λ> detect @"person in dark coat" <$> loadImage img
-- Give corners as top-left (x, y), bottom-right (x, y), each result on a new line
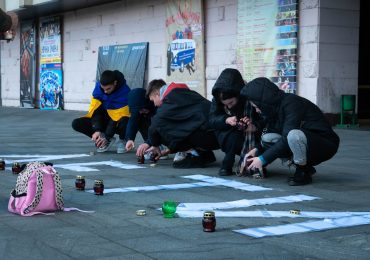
top-left (241, 77), bottom-right (340, 185)
top-left (136, 79), bottom-right (218, 168)
top-left (209, 68), bottom-right (263, 176)
top-left (124, 88), bottom-right (156, 153)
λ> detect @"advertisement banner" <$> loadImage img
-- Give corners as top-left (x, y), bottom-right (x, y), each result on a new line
top-left (237, 0), bottom-right (298, 93)
top-left (165, 0), bottom-right (205, 96)
top-left (20, 20), bottom-right (37, 108)
top-left (39, 16), bottom-right (63, 110)
top-left (96, 42), bottom-right (149, 89)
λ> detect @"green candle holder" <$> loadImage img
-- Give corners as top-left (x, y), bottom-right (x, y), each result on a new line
top-left (162, 200), bottom-right (177, 218)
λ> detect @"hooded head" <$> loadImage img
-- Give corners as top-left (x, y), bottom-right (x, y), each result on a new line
top-left (212, 68), bottom-right (245, 98)
top-left (241, 77), bottom-right (284, 118)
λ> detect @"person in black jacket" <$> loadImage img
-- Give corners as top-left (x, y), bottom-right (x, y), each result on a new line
top-left (241, 77), bottom-right (340, 185)
top-left (136, 79), bottom-right (218, 168)
top-left (209, 68), bottom-right (262, 176)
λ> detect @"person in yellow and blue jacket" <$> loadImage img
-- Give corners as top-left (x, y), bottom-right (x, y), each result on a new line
top-left (72, 70), bottom-right (131, 153)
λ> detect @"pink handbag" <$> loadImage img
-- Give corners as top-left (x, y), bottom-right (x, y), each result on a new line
top-left (8, 162), bottom-right (64, 216)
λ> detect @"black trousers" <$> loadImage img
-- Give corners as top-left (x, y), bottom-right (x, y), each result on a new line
top-left (171, 129), bottom-right (220, 153)
top-left (218, 129), bottom-right (244, 170)
top-left (72, 116), bottom-right (129, 140)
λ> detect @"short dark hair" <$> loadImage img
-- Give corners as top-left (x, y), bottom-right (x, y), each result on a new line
top-left (100, 70), bottom-right (117, 85)
top-left (146, 79), bottom-right (166, 97)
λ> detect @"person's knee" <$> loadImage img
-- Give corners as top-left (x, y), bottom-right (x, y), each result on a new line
top-left (71, 118), bottom-right (79, 131)
top-left (261, 133), bottom-right (282, 143)
top-left (287, 129), bottom-right (306, 144)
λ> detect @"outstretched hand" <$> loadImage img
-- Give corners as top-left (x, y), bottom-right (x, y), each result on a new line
top-left (125, 140), bottom-right (135, 151)
top-left (136, 143), bottom-right (150, 157)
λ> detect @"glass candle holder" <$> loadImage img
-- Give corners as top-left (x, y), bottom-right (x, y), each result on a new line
top-left (93, 180), bottom-right (104, 195)
top-left (162, 200), bottom-right (177, 218)
top-left (75, 175), bottom-right (86, 190)
top-left (12, 162), bottom-right (22, 174)
top-left (0, 159), bottom-right (5, 170)
top-left (137, 155), bottom-right (145, 164)
top-left (202, 211), bottom-right (216, 232)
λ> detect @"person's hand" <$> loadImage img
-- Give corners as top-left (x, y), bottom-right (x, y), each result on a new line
top-left (91, 131), bottom-right (101, 142)
top-left (246, 148), bottom-right (258, 158)
top-left (145, 146), bottom-right (161, 160)
top-left (91, 131), bottom-right (106, 148)
top-left (125, 140), bottom-right (135, 151)
top-left (247, 156), bottom-right (263, 172)
top-left (136, 143), bottom-right (150, 157)
top-left (225, 116), bottom-right (238, 126)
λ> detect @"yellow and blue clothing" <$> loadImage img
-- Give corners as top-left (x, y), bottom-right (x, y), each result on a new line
top-left (85, 81), bottom-right (131, 122)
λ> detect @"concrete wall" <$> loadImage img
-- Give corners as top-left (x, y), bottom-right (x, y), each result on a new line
top-left (0, 0), bottom-right (361, 113)
top-left (317, 0), bottom-right (360, 113)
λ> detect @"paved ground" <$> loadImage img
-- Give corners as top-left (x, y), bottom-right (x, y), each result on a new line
top-left (1, 106), bottom-right (370, 260)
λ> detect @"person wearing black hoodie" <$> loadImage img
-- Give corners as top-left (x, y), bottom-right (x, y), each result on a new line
top-left (241, 77), bottom-right (340, 185)
top-left (209, 69), bottom-right (263, 176)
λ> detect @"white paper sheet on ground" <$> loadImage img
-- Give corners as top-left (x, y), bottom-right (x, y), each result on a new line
top-left (0, 154), bottom-right (90, 163)
top-left (234, 215), bottom-right (370, 238)
top-left (177, 195), bottom-right (319, 211)
top-left (182, 174), bottom-right (272, 191)
top-left (54, 160), bottom-right (145, 172)
top-left (176, 210), bottom-right (370, 218)
top-left (86, 181), bottom-right (216, 194)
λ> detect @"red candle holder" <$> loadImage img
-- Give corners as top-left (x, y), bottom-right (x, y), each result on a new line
top-left (12, 162), bottom-right (22, 174)
top-left (94, 180), bottom-right (104, 195)
top-left (0, 159), bottom-right (5, 171)
top-left (75, 175), bottom-right (86, 190)
top-left (137, 155), bottom-right (145, 164)
top-left (202, 211), bottom-right (216, 232)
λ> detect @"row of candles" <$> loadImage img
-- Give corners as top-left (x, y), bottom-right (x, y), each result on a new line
top-left (0, 160), bottom-right (22, 174)
top-left (1, 159), bottom-right (216, 231)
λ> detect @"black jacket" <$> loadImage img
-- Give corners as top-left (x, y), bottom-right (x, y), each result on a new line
top-left (149, 87), bottom-right (212, 151)
top-left (209, 68), bottom-right (262, 146)
top-left (241, 77), bottom-right (340, 165)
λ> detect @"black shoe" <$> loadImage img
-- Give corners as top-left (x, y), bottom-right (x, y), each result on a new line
top-left (173, 154), bottom-right (205, 168)
top-left (288, 166), bottom-right (314, 186)
top-left (198, 150), bottom-right (216, 165)
top-left (218, 168), bottom-right (233, 176)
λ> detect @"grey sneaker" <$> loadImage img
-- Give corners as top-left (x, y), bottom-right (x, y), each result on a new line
top-left (116, 139), bottom-right (126, 154)
top-left (96, 136), bottom-right (116, 153)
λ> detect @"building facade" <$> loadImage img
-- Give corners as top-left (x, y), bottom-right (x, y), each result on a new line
top-left (0, 0), bottom-right (363, 121)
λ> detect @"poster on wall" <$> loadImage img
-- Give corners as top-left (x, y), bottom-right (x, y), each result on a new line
top-left (96, 42), bottom-right (149, 89)
top-left (165, 0), bottom-right (205, 96)
top-left (20, 20), bottom-right (37, 108)
top-left (39, 16), bottom-right (63, 110)
top-left (237, 0), bottom-right (298, 93)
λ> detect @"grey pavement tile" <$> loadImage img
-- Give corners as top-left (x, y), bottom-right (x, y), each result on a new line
top-left (1, 107), bottom-right (370, 259)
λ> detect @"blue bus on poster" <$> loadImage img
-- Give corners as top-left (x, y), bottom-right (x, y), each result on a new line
top-left (168, 38), bottom-right (196, 73)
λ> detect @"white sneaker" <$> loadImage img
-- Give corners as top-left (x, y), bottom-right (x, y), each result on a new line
top-left (96, 137), bottom-right (116, 153)
top-left (173, 152), bottom-right (187, 162)
top-left (116, 139), bottom-right (126, 154)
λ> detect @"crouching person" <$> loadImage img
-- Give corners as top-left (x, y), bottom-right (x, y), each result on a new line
top-left (72, 70), bottom-right (130, 153)
top-left (241, 77), bottom-right (340, 186)
top-left (210, 68), bottom-right (263, 176)
top-left (136, 79), bottom-right (219, 168)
